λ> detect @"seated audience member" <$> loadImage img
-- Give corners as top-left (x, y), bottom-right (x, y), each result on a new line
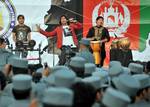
top-left (32, 66), bottom-right (72, 101)
top-left (44, 66), bottom-right (76, 88)
top-left (69, 56), bottom-right (86, 78)
top-left (102, 87), bottom-right (131, 107)
top-left (9, 57), bottom-right (28, 75)
top-left (144, 61), bottom-right (150, 74)
top-left (84, 63), bottom-right (96, 77)
top-left (108, 61), bottom-right (124, 78)
top-left (0, 71), bottom-right (6, 90)
top-left (76, 38), bottom-right (95, 63)
top-left (32, 72), bottom-right (42, 83)
top-left (42, 87), bottom-right (73, 107)
top-left (82, 76), bottom-right (107, 107)
top-left (71, 82), bottom-right (96, 107)
top-left (0, 37), bottom-right (14, 76)
top-left (9, 74), bottom-right (32, 107)
top-left (128, 63), bottom-right (144, 75)
top-left (111, 74), bottom-right (140, 103)
top-left (131, 74), bottom-right (150, 104)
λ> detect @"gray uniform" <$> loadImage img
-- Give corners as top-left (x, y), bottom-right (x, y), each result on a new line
top-left (0, 84), bottom-right (14, 107)
top-left (128, 100), bottom-right (150, 107)
top-left (33, 82), bottom-right (47, 101)
top-left (0, 90), bottom-right (14, 107)
top-left (76, 49), bottom-right (95, 63)
top-left (0, 48), bottom-right (14, 71)
top-left (0, 96), bottom-right (14, 107)
top-left (8, 99), bottom-right (31, 107)
top-left (92, 102), bottom-right (101, 107)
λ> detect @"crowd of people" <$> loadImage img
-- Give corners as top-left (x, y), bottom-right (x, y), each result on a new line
top-left (0, 14), bottom-right (150, 107)
top-left (0, 39), bottom-right (150, 107)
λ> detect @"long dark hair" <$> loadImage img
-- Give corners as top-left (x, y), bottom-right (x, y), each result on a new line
top-left (59, 15), bottom-right (70, 25)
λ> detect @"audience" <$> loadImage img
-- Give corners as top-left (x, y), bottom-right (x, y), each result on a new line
top-left (145, 61), bottom-right (150, 74)
top-left (0, 37), bottom-right (15, 77)
top-left (76, 38), bottom-right (95, 63)
top-left (10, 74), bottom-right (32, 107)
top-left (71, 82), bottom-right (96, 107)
top-left (0, 71), bottom-right (6, 90)
top-left (0, 37), bottom-right (150, 107)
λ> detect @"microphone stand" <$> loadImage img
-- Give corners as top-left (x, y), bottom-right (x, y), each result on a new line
top-left (47, 37), bottom-right (55, 66)
top-left (52, 38), bottom-right (55, 67)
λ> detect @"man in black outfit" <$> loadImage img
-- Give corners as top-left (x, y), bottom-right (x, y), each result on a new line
top-left (12, 15), bottom-right (31, 57)
top-left (87, 16), bottom-right (110, 67)
top-left (12, 15), bottom-right (31, 43)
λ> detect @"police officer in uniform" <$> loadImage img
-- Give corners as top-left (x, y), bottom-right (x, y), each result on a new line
top-left (76, 38), bottom-right (95, 63)
top-left (8, 74), bottom-right (32, 107)
top-left (0, 37), bottom-right (14, 77)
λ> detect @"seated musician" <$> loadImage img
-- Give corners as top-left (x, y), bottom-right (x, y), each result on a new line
top-left (86, 16), bottom-right (110, 67)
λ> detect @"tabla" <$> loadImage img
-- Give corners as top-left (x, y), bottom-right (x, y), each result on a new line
top-left (90, 40), bottom-right (101, 65)
top-left (119, 37), bottom-right (130, 50)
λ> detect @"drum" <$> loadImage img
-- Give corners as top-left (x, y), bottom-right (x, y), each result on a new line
top-left (119, 37), bottom-right (130, 50)
top-left (111, 39), bottom-right (119, 49)
top-left (90, 40), bottom-right (101, 65)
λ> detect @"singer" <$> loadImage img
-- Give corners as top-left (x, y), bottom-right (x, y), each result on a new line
top-left (37, 15), bottom-right (82, 49)
top-left (36, 15), bottom-right (82, 65)
top-left (87, 16), bottom-right (110, 67)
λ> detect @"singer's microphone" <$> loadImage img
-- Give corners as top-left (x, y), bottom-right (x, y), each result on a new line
top-left (114, 33), bottom-right (118, 39)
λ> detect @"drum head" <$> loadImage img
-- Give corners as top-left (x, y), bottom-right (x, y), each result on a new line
top-left (119, 38), bottom-right (130, 50)
top-left (90, 40), bottom-right (101, 51)
top-left (90, 40), bottom-right (100, 44)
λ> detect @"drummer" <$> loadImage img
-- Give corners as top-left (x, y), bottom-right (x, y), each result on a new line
top-left (86, 16), bottom-right (110, 67)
